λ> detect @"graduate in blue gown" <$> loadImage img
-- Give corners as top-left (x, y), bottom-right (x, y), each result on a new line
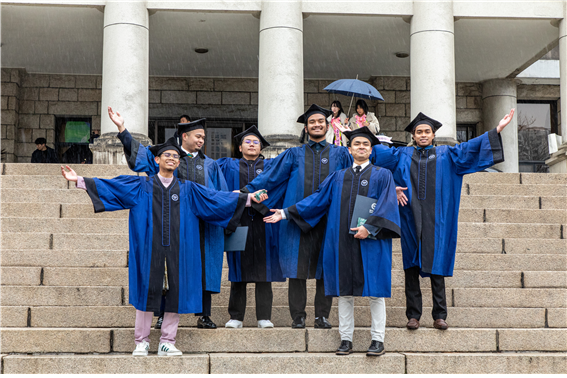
top-left (61, 138), bottom-right (268, 356)
top-left (370, 109), bottom-right (515, 330)
top-left (264, 127), bottom-right (400, 356)
top-left (108, 107), bottom-right (227, 329)
top-left (217, 126), bottom-right (286, 328)
top-left (241, 104), bottom-right (353, 329)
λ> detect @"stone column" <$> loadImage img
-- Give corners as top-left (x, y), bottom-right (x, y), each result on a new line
top-left (546, 16), bottom-right (567, 173)
top-left (410, 1), bottom-right (457, 145)
top-left (257, 0), bottom-right (304, 157)
top-left (482, 79), bottom-right (518, 173)
top-left (91, 1), bottom-right (152, 164)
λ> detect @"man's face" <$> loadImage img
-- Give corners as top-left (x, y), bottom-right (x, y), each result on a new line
top-left (305, 113), bottom-right (328, 139)
top-left (36, 143), bottom-right (47, 151)
top-left (412, 124), bottom-right (435, 147)
top-left (154, 149), bottom-right (180, 172)
top-left (182, 129), bottom-right (205, 152)
top-left (180, 117), bottom-right (189, 124)
top-left (348, 137), bottom-right (372, 161)
top-left (239, 135), bottom-right (261, 158)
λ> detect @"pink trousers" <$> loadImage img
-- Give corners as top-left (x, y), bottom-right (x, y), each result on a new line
top-left (134, 310), bottom-right (180, 345)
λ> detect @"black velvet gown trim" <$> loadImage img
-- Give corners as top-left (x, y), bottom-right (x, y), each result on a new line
top-left (84, 177), bottom-right (105, 213)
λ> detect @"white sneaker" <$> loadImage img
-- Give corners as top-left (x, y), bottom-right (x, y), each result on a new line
top-left (158, 342), bottom-right (182, 356)
top-left (258, 320), bottom-right (274, 328)
top-left (225, 319), bottom-right (243, 328)
top-left (132, 341), bottom-right (149, 356)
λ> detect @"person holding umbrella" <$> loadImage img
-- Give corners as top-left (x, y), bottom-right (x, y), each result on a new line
top-left (326, 100), bottom-right (350, 146)
top-left (349, 99), bottom-right (380, 135)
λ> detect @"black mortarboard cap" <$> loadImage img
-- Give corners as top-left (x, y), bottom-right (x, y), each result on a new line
top-left (178, 118), bottom-right (206, 135)
top-left (344, 127), bottom-right (380, 147)
top-left (233, 125), bottom-right (270, 149)
top-left (296, 104), bottom-right (333, 124)
top-left (404, 112), bottom-right (443, 133)
top-left (149, 136), bottom-right (187, 158)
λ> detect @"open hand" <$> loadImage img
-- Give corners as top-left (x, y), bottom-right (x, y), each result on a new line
top-left (61, 165), bottom-right (78, 182)
top-left (108, 106), bottom-right (125, 133)
top-left (251, 189), bottom-right (268, 203)
top-left (263, 209), bottom-right (283, 223)
top-left (496, 108), bottom-right (515, 133)
top-left (351, 226), bottom-right (369, 239)
top-left (396, 186), bottom-right (408, 206)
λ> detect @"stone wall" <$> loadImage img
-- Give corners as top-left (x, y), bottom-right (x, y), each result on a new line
top-left (1, 68), bottom-right (560, 162)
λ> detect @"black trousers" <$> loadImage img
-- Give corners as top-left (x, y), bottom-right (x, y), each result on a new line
top-left (195, 290), bottom-right (213, 317)
top-left (288, 278), bottom-right (332, 321)
top-left (404, 266), bottom-right (447, 321)
top-left (228, 282), bottom-right (273, 321)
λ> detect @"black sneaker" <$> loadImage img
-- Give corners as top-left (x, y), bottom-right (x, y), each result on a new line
top-left (291, 317), bottom-right (305, 328)
top-left (154, 315), bottom-right (164, 330)
top-left (314, 317), bottom-right (332, 329)
top-left (336, 340), bottom-right (353, 355)
top-left (197, 316), bottom-right (217, 329)
top-left (366, 340), bottom-right (385, 356)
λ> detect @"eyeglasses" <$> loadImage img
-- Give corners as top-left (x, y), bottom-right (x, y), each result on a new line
top-left (243, 139), bottom-right (260, 145)
top-left (162, 152), bottom-right (180, 159)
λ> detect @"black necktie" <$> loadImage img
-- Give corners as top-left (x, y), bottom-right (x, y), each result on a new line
top-left (355, 165), bottom-right (361, 174)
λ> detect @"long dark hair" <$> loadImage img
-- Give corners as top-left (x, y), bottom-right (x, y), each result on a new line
top-left (355, 99), bottom-right (368, 115)
top-left (330, 100), bottom-right (345, 118)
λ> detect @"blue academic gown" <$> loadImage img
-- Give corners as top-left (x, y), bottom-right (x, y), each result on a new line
top-left (370, 128), bottom-right (504, 277)
top-left (284, 164), bottom-right (401, 297)
top-left (82, 175), bottom-right (247, 314)
top-left (243, 142), bottom-right (353, 280)
top-left (217, 157), bottom-right (286, 283)
top-left (117, 130), bottom-right (228, 293)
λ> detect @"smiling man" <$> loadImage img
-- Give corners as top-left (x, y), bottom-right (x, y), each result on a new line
top-left (108, 107), bottom-right (228, 330)
top-left (61, 137), bottom-right (267, 357)
top-left (241, 104), bottom-right (353, 329)
top-left (370, 109), bottom-right (514, 331)
top-left (264, 127), bottom-right (400, 356)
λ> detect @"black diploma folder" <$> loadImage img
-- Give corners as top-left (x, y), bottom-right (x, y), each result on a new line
top-left (224, 226), bottom-right (249, 252)
top-left (349, 195), bottom-right (379, 240)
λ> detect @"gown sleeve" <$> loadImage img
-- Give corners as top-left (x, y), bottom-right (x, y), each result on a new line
top-left (242, 149), bottom-right (295, 194)
top-left (448, 128), bottom-right (504, 175)
top-left (186, 182), bottom-right (248, 232)
top-left (363, 169), bottom-right (401, 239)
top-left (116, 129), bottom-right (159, 175)
top-left (83, 175), bottom-right (144, 213)
top-left (285, 172), bottom-right (336, 233)
top-left (369, 144), bottom-right (402, 172)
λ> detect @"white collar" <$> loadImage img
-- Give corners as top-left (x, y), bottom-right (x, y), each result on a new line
top-left (352, 160), bottom-right (370, 170)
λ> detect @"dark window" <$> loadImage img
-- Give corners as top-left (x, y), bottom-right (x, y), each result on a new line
top-left (517, 101), bottom-right (558, 173)
top-left (55, 116), bottom-right (93, 164)
top-left (456, 124), bottom-right (477, 143)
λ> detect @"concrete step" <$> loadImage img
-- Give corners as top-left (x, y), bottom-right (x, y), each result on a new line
top-left (3, 352), bottom-right (566, 374)
top-left (458, 223), bottom-right (561, 239)
top-left (1, 175), bottom-right (69, 189)
top-left (2, 163), bottom-right (137, 177)
top-left (460, 195), bottom-right (539, 210)
top-left (2, 188), bottom-right (91, 203)
top-left (1, 286), bottom-right (123, 307)
top-left (520, 173), bottom-right (567, 185)
top-left (1, 203), bottom-right (60, 218)
top-left (2, 233), bottom-right (129, 250)
top-left (6, 305), bottom-right (559, 329)
top-left (61, 203), bottom-right (128, 218)
top-left (468, 184), bottom-right (566, 197)
top-left (3, 327), bottom-right (564, 354)
top-left (462, 172), bottom-right (520, 184)
top-left (483, 209), bottom-right (566, 224)
top-left (451, 254), bottom-right (566, 271)
top-left (1, 250), bottom-right (128, 267)
top-left (454, 288), bottom-right (567, 308)
top-left (1, 218), bottom-right (128, 234)
top-left (0, 267), bottom-right (42, 286)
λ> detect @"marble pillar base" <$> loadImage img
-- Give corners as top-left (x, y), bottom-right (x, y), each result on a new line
top-left (90, 132), bottom-right (153, 165)
top-left (262, 134), bottom-right (302, 158)
top-left (545, 143), bottom-right (567, 173)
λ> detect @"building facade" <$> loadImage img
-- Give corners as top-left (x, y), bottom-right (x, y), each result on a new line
top-left (2, 0), bottom-right (567, 173)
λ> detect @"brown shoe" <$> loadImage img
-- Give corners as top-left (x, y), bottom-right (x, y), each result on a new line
top-left (406, 318), bottom-right (420, 330)
top-left (434, 319), bottom-right (448, 330)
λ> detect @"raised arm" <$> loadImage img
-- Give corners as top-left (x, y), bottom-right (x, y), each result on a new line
top-left (369, 144), bottom-right (402, 172)
top-left (241, 149), bottom-right (295, 194)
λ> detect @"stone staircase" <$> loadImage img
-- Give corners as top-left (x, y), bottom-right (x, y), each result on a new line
top-left (0, 163), bottom-right (566, 373)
